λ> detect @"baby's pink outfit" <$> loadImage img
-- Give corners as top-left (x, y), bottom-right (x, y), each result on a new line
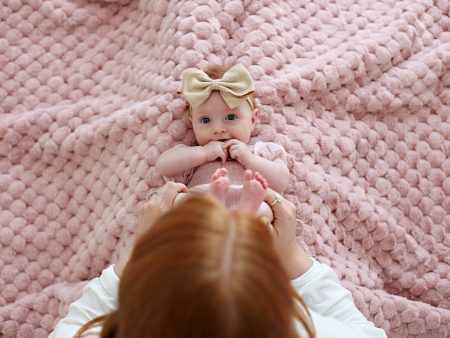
top-left (165, 141), bottom-right (289, 208)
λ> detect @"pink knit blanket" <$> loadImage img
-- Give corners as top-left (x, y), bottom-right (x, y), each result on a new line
top-left (1, 1), bottom-right (449, 337)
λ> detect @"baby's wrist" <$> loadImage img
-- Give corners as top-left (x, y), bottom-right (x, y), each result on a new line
top-left (200, 146), bottom-right (210, 162)
top-left (241, 152), bottom-right (254, 167)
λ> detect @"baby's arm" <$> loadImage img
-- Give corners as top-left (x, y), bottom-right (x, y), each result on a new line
top-left (156, 141), bottom-right (227, 178)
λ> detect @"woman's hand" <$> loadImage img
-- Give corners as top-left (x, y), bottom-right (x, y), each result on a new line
top-left (135, 182), bottom-right (188, 239)
top-left (263, 188), bottom-right (312, 279)
top-left (114, 182), bottom-right (188, 277)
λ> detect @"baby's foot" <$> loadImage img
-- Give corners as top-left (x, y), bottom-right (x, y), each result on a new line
top-left (240, 170), bottom-right (268, 213)
top-left (210, 168), bottom-right (230, 203)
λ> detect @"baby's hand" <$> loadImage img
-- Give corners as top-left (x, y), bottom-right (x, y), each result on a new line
top-left (202, 141), bottom-right (228, 163)
top-left (224, 139), bottom-right (253, 166)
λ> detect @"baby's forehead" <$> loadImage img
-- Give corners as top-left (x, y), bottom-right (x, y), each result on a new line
top-left (200, 91), bottom-right (229, 106)
top-left (192, 94), bottom-right (252, 115)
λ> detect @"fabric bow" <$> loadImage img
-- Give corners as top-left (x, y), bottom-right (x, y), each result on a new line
top-left (178, 64), bottom-right (255, 109)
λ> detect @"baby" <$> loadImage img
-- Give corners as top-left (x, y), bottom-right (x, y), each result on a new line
top-left (156, 64), bottom-right (290, 220)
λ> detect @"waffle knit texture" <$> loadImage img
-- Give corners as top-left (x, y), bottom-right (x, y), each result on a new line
top-left (0, 0), bottom-right (449, 337)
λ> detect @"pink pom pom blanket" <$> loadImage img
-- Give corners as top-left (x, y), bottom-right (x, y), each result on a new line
top-left (0, 0), bottom-right (449, 337)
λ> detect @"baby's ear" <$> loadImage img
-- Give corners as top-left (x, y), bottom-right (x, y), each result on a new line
top-left (251, 108), bottom-right (259, 124)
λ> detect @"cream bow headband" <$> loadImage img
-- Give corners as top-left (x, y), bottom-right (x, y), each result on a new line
top-left (178, 64), bottom-right (255, 110)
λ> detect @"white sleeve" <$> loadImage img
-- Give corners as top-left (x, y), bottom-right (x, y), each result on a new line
top-left (49, 265), bottom-right (119, 338)
top-left (291, 259), bottom-right (387, 338)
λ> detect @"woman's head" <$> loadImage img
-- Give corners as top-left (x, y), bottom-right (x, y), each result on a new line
top-left (182, 64), bottom-right (259, 146)
top-left (77, 194), bottom-right (314, 338)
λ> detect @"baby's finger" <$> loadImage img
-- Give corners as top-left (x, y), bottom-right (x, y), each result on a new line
top-left (229, 144), bottom-right (239, 152)
top-left (229, 148), bottom-right (238, 160)
top-left (223, 139), bottom-right (233, 147)
top-left (219, 149), bottom-right (227, 163)
top-left (223, 139), bottom-right (238, 148)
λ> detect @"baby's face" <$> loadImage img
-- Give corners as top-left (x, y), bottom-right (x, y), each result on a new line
top-left (191, 91), bottom-right (257, 146)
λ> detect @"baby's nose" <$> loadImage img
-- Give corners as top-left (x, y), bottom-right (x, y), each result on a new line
top-left (213, 123), bottom-right (226, 133)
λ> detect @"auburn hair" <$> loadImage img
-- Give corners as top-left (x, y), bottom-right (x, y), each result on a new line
top-left (75, 194), bottom-right (315, 338)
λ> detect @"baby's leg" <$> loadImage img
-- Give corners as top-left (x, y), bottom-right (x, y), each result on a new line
top-left (240, 170), bottom-right (274, 223)
top-left (174, 168), bottom-right (231, 206)
top-left (210, 168), bottom-right (230, 204)
top-left (240, 170), bottom-right (267, 213)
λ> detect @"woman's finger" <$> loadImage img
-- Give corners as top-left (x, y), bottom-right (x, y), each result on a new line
top-left (164, 181), bottom-right (188, 199)
top-left (137, 182), bottom-right (187, 237)
top-left (265, 188), bottom-right (296, 213)
top-left (153, 182), bottom-right (187, 199)
top-left (260, 216), bottom-right (277, 236)
top-left (264, 188), bottom-right (284, 214)
top-left (157, 182), bottom-right (188, 211)
top-left (264, 188), bottom-right (297, 236)
top-left (165, 181), bottom-right (188, 194)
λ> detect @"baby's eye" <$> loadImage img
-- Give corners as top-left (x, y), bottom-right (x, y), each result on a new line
top-left (225, 114), bottom-right (238, 121)
top-left (200, 117), bottom-right (211, 124)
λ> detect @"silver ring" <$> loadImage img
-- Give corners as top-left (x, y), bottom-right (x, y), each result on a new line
top-left (269, 194), bottom-right (281, 206)
top-left (150, 191), bottom-right (158, 197)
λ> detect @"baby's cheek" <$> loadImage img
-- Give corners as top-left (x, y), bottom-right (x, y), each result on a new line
top-left (237, 128), bottom-right (252, 143)
top-left (194, 133), bottom-right (204, 145)
top-left (196, 133), bottom-right (211, 146)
